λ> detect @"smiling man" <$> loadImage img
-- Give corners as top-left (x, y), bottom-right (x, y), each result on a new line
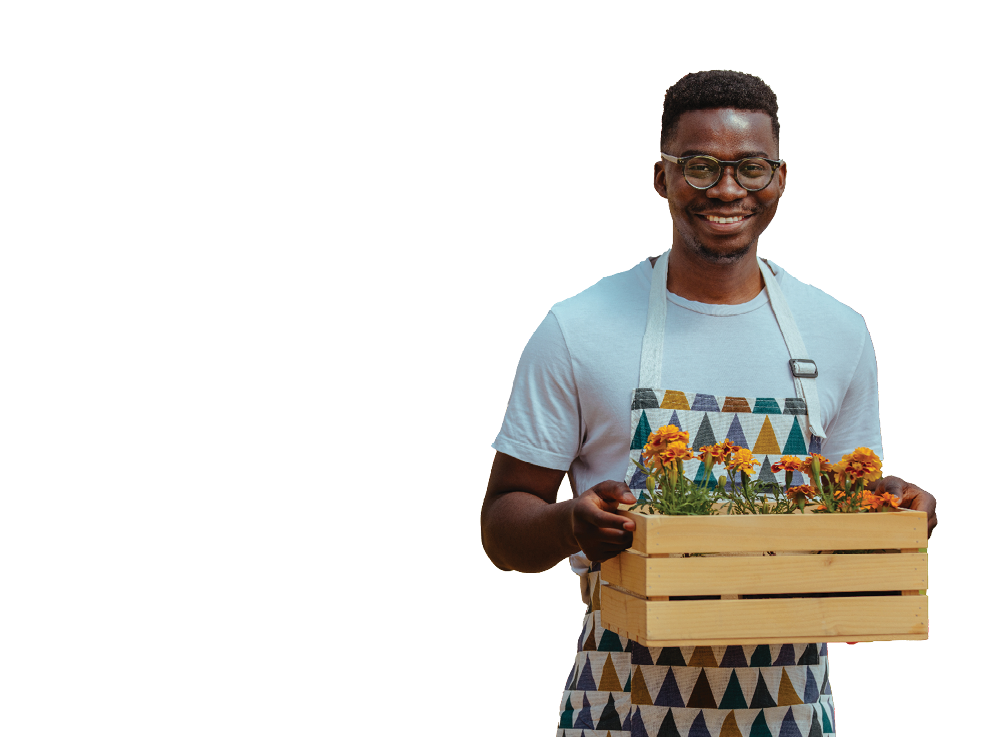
top-left (481, 70), bottom-right (937, 737)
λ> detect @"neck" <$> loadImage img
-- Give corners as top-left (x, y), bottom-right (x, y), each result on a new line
top-left (662, 245), bottom-right (766, 304)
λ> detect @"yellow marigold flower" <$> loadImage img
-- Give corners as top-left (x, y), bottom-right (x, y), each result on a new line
top-left (836, 447), bottom-right (882, 483)
top-left (799, 453), bottom-right (832, 475)
top-left (772, 456), bottom-right (804, 474)
top-left (786, 484), bottom-right (817, 501)
top-left (726, 447), bottom-right (760, 475)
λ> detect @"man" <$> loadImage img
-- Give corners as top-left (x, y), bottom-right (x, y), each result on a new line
top-left (481, 71), bottom-right (937, 737)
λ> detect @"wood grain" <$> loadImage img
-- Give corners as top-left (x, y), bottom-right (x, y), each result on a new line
top-left (622, 507), bottom-right (927, 554)
top-left (602, 551), bottom-right (928, 596)
top-left (600, 586), bottom-right (928, 645)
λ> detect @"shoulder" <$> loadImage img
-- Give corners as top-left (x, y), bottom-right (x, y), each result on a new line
top-left (550, 259), bottom-right (651, 333)
top-left (770, 261), bottom-right (869, 343)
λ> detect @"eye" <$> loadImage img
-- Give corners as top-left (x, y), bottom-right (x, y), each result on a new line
top-left (738, 159), bottom-right (769, 178)
top-left (684, 158), bottom-right (718, 180)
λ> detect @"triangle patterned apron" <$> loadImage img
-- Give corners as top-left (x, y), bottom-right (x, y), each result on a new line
top-left (556, 251), bottom-right (836, 737)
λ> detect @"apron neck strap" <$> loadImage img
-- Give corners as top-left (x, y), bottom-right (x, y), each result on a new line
top-left (757, 258), bottom-right (826, 438)
top-left (638, 250), bottom-right (827, 438)
top-left (638, 251), bottom-right (669, 389)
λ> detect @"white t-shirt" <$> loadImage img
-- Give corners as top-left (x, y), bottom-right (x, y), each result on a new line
top-left (493, 257), bottom-right (882, 570)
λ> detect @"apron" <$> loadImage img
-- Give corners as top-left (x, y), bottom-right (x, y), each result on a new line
top-left (557, 252), bottom-right (835, 737)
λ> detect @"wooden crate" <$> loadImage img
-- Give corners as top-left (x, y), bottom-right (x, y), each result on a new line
top-left (600, 506), bottom-right (928, 646)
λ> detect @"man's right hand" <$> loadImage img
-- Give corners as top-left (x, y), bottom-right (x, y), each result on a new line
top-left (481, 452), bottom-right (637, 573)
top-left (571, 481), bottom-right (637, 563)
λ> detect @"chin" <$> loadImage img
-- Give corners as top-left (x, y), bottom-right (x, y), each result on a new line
top-left (690, 238), bottom-right (754, 264)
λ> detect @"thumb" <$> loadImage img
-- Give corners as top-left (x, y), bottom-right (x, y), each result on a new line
top-left (594, 481), bottom-right (636, 506)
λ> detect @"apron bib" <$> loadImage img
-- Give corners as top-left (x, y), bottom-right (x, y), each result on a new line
top-left (557, 252), bottom-right (836, 737)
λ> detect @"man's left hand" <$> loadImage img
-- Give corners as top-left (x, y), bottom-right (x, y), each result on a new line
top-left (868, 476), bottom-right (938, 539)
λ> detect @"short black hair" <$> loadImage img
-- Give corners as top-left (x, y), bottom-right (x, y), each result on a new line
top-left (660, 70), bottom-right (779, 150)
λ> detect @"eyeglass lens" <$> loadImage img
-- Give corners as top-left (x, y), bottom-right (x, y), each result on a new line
top-left (683, 157), bottom-right (773, 191)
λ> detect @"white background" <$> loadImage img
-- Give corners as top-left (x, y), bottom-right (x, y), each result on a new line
top-left (0, 1), bottom-right (999, 734)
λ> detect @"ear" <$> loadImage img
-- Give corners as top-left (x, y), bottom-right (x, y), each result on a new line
top-left (653, 160), bottom-right (668, 199)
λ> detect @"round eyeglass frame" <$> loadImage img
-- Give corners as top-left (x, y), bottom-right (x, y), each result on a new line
top-left (660, 153), bottom-right (784, 192)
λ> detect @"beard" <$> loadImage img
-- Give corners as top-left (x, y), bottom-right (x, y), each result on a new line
top-left (680, 230), bottom-right (755, 264)
top-left (670, 199), bottom-right (765, 265)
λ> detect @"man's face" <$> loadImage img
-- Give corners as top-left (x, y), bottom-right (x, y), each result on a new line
top-left (654, 108), bottom-right (785, 263)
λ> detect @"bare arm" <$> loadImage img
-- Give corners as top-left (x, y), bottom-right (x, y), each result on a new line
top-left (480, 452), bottom-right (638, 573)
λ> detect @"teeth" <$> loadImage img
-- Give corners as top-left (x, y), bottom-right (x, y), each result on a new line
top-left (706, 215), bottom-right (747, 223)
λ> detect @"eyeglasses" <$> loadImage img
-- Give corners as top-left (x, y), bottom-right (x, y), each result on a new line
top-left (661, 153), bottom-right (784, 192)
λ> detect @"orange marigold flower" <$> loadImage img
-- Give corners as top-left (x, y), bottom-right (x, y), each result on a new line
top-left (643, 441), bottom-right (694, 471)
top-left (660, 441), bottom-right (695, 462)
top-left (641, 452), bottom-right (668, 472)
top-left (715, 439), bottom-right (739, 455)
top-left (861, 490), bottom-right (882, 511)
top-left (644, 424), bottom-right (689, 454)
top-left (786, 484), bottom-right (817, 501)
top-left (703, 439), bottom-right (740, 464)
top-left (799, 453), bottom-right (832, 475)
top-left (642, 425), bottom-right (690, 470)
top-left (836, 447), bottom-right (882, 483)
top-left (726, 447), bottom-right (761, 475)
top-left (771, 455), bottom-right (804, 474)
top-left (862, 490), bottom-right (900, 512)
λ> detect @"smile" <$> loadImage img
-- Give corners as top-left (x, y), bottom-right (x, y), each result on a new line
top-left (698, 214), bottom-right (753, 223)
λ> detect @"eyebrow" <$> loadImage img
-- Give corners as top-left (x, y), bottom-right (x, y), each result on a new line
top-left (676, 149), bottom-right (774, 159)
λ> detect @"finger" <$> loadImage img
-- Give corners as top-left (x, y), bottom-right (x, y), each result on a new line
top-left (577, 494), bottom-right (636, 529)
top-left (580, 507), bottom-right (637, 531)
top-left (577, 529), bottom-right (634, 554)
top-left (896, 487), bottom-right (936, 539)
top-left (585, 526), bottom-right (634, 544)
top-left (901, 488), bottom-right (934, 513)
top-left (878, 476), bottom-right (904, 495)
top-left (591, 481), bottom-right (637, 506)
top-left (868, 475), bottom-right (901, 493)
top-left (897, 487), bottom-right (920, 508)
top-left (585, 539), bottom-right (636, 561)
top-left (588, 547), bottom-right (628, 563)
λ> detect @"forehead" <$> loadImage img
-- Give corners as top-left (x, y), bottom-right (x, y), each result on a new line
top-left (667, 109), bottom-right (778, 158)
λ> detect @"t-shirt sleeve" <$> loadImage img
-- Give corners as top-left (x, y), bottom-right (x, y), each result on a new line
top-left (492, 311), bottom-right (582, 471)
top-left (820, 323), bottom-right (884, 461)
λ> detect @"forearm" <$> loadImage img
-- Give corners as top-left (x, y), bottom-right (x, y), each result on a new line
top-left (481, 491), bottom-right (580, 573)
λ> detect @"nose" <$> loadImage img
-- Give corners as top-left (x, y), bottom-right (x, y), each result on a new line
top-left (705, 165), bottom-right (747, 201)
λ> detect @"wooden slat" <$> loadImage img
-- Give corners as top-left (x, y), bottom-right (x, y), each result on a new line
top-left (600, 586), bottom-right (928, 644)
top-left (600, 624), bottom-right (928, 647)
top-left (623, 507), bottom-right (927, 553)
top-left (602, 551), bottom-right (928, 596)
